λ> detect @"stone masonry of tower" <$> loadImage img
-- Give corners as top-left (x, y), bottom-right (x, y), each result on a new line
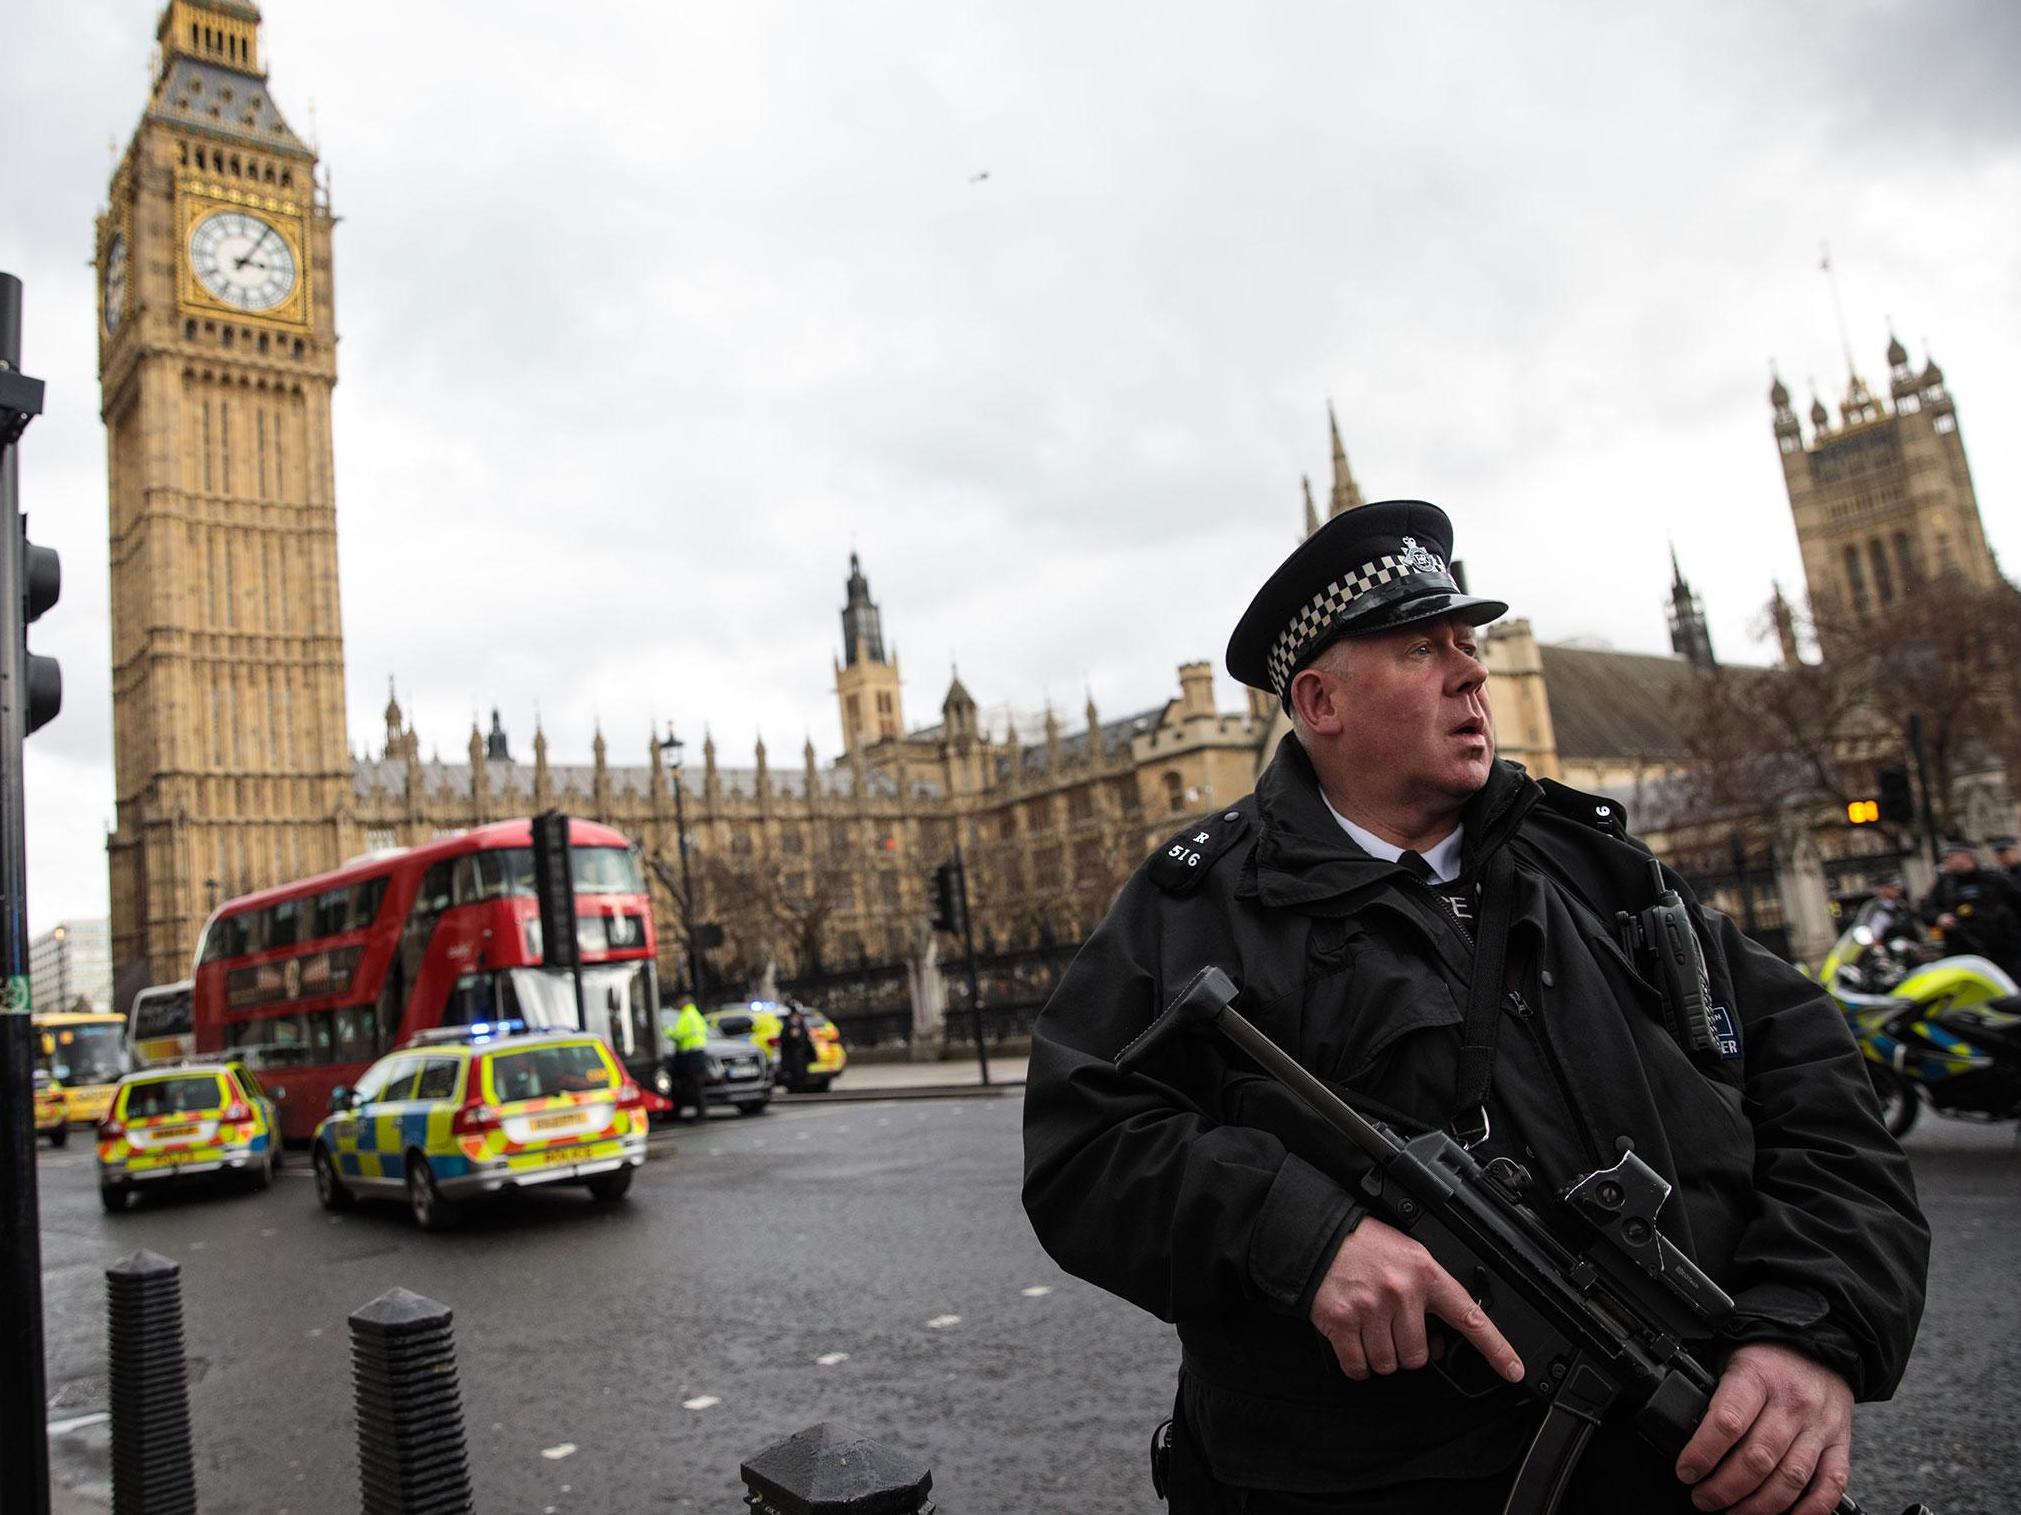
top-left (99, 1), bottom-right (350, 991)
top-left (1770, 337), bottom-right (2000, 658)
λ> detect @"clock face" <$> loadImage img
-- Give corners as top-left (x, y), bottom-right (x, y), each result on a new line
top-left (188, 209), bottom-right (298, 312)
top-left (104, 234), bottom-right (129, 331)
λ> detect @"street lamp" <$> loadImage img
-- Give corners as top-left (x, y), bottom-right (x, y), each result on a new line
top-left (661, 724), bottom-right (701, 999)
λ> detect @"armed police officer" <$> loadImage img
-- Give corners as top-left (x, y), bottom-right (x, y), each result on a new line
top-left (1022, 502), bottom-right (1928, 1514)
top-left (1920, 838), bottom-right (2021, 979)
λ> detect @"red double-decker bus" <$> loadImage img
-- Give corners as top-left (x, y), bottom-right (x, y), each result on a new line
top-left (191, 817), bottom-right (664, 1141)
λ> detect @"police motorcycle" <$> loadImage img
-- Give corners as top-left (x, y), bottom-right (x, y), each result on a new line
top-left (1819, 899), bottom-right (2021, 1137)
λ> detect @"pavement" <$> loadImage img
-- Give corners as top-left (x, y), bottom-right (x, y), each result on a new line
top-left (780, 1053), bottom-right (1026, 1099)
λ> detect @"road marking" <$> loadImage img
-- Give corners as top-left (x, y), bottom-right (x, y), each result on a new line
top-left (682, 1395), bottom-right (721, 1410)
top-left (1021, 1286), bottom-right (1053, 1298)
top-left (926, 1314), bottom-right (961, 1329)
top-left (815, 1352), bottom-right (848, 1366)
top-left (46, 1411), bottom-right (109, 1436)
top-left (540, 1443), bottom-right (576, 1460)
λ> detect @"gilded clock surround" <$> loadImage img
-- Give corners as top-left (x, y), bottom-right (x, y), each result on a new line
top-left (178, 180), bottom-right (309, 328)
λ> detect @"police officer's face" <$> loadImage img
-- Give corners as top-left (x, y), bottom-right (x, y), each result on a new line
top-left (1327, 615), bottom-right (1495, 808)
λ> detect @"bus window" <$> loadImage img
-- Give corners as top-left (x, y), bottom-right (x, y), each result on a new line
top-left (40, 1022), bottom-right (127, 1085)
top-left (353, 877), bottom-right (387, 929)
top-left (441, 972), bottom-right (505, 1027)
top-left (333, 1004), bottom-right (381, 1062)
top-left (572, 846), bottom-right (642, 895)
top-left (420, 860), bottom-right (453, 915)
top-left (270, 898), bottom-right (300, 949)
top-left (451, 850), bottom-right (508, 906)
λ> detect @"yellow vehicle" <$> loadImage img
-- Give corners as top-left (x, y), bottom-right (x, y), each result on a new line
top-left (704, 1000), bottom-right (847, 1092)
top-left (311, 1023), bottom-right (649, 1230)
top-left (33, 1070), bottom-right (69, 1147)
top-left (97, 1061), bottom-right (282, 1212)
top-left (34, 1009), bottom-right (129, 1126)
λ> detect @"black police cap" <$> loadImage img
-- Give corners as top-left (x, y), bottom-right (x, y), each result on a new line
top-left (1226, 500), bottom-right (1508, 697)
top-left (1990, 835), bottom-right (2019, 851)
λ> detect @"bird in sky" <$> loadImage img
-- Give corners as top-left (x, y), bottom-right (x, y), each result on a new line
top-left (969, 170), bottom-right (990, 183)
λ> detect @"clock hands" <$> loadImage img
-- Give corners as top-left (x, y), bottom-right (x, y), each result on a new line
top-left (233, 222), bottom-right (275, 271)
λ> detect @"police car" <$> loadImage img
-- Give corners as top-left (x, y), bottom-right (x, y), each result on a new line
top-left (311, 1022), bottom-right (650, 1230)
top-left (97, 1062), bottom-right (282, 1212)
top-left (704, 1001), bottom-right (847, 1094)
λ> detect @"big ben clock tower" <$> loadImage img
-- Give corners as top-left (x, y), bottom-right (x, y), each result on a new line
top-left (99, 0), bottom-right (350, 987)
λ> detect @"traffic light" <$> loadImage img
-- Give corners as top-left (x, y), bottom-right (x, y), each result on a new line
top-left (929, 861), bottom-right (965, 934)
top-left (16, 519), bottom-right (59, 735)
top-left (1877, 765), bottom-right (1915, 826)
top-left (1846, 798), bottom-right (1880, 826)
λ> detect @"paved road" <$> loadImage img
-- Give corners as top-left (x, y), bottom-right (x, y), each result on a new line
top-left (33, 1098), bottom-right (2018, 1513)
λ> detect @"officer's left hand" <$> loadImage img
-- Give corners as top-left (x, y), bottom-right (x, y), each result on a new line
top-left (1674, 1342), bottom-right (1853, 1514)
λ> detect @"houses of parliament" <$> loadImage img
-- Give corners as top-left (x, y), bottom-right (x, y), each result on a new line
top-left (97, 2), bottom-right (2005, 999)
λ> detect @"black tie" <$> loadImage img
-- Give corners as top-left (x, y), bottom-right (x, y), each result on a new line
top-left (1397, 850), bottom-right (1435, 883)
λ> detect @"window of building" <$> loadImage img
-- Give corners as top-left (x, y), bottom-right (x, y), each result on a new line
top-left (1892, 531), bottom-right (1917, 588)
top-left (1842, 545), bottom-right (1870, 614)
top-left (1867, 538), bottom-right (1894, 605)
top-left (1163, 771), bottom-right (1186, 813)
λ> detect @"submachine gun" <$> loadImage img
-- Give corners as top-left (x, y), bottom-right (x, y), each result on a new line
top-left (1115, 965), bottom-right (1931, 1515)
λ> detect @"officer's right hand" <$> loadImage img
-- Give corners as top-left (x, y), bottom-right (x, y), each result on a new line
top-left (1307, 1216), bottom-right (1525, 1384)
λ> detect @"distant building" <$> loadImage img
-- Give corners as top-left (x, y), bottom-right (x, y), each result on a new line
top-left (98, 1), bottom-right (349, 988)
top-left (31, 919), bottom-right (114, 1016)
top-left (1770, 338), bottom-right (2000, 657)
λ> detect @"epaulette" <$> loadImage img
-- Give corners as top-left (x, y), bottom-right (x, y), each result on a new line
top-left (1148, 806), bottom-right (1251, 894)
top-left (1536, 777), bottom-right (1629, 842)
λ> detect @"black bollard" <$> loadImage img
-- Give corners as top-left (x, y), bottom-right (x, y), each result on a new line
top-left (105, 1249), bottom-right (197, 1515)
top-left (740, 1423), bottom-right (935, 1515)
top-left (348, 1287), bottom-right (474, 1515)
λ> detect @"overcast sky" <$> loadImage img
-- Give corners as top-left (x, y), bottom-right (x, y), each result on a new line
top-left (4, 1), bottom-right (2018, 931)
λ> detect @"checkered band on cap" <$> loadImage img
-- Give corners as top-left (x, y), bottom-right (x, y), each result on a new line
top-left (1263, 549), bottom-right (1450, 694)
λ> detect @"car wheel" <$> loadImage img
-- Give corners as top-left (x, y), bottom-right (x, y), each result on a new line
top-left (586, 1167), bottom-right (634, 1202)
top-left (406, 1154), bottom-right (459, 1231)
top-left (99, 1184), bottom-right (129, 1214)
top-left (247, 1151), bottom-right (272, 1192)
top-left (735, 1099), bottom-right (769, 1117)
top-left (313, 1146), bottom-right (354, 1212)
top-left (268, 1137), bottom-right (283, 1172)
top-left (47, 1125), bottom-right (69, 1149)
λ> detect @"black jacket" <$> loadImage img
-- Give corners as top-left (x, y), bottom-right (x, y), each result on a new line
top-left (1022, 738), bottom-right (1929, 1493)
top-left (1920, 868), bottom-right (2021, 977)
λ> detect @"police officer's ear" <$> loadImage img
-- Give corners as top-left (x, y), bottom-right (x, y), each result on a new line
top-left (1287, 655), bottom-right (1351, 735)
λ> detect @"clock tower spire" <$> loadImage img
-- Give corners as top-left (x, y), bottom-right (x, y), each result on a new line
top-left (99, 2), bottom-right (349, 987)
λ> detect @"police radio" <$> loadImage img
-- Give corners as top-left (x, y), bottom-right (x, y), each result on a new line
top-left (1617, 861), bottom-right (1721, 1058)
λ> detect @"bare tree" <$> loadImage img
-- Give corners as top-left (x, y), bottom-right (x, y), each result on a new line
top-left (1684, 578), bottom-right (2021, 842)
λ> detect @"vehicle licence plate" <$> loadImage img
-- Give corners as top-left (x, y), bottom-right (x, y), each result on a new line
top-left (155, 1124), bottom-right (199, 1139)
top-left (539, 1145), bottom-right (579, 1164)
top-left (533, 1113), bottom-right (578, 1130)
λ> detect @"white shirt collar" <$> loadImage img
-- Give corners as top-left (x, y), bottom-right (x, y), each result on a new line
top-left (1320, 794), bottom-right (1466, 884)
